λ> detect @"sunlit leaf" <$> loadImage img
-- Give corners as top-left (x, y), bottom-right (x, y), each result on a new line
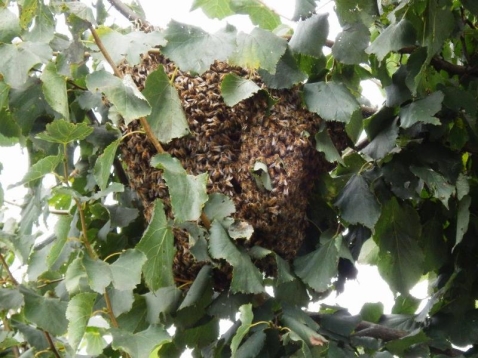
top-left (229, 27), bottom-right (287, 74)
top-left (162, 21), bottom-right (236, 74)
top-left (455, 195), bottom-right (471, 250)
top-left (12, 153), bottom-right (62, 187)
top-left (230, 0), bottom-right (281, 30)
top-left (36, 120), bottom-right (93, 144)
top-left (231, 303), bottom-right (253, 356)
top-left (221, 73), bottom-right (260, 107)
top-left (47, 215), bottom-right (72, 268)
top-left (303, 81), bottom-right (360, 123)
top-left (66, 292), bottom-right (97, 352)
top-left (111, 325), bottom-right (171, 358)
top-left (292, 0), bottom-right (316, 21)
top-left (86, 70), bottom-right (151, 124)
top-left (191, 0), bottom-right (234, 19)
top-left (151, 153), bottom-right (208, 222)
top-left (136, 200), bottom-right (175, 291)
top-left (0, 8), bottom-right (21, 43)
top-left (24, 2), bottom-right (55, 43)
top-left (41, 62), bottom-right (69, 120)
top-left (142, 66), bottom-right (189, 143)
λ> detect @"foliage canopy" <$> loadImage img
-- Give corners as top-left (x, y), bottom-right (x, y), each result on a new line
top-left (0, 0), bottom-right (478, 357)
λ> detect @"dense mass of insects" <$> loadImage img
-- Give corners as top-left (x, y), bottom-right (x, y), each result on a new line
top-left (119, 52), bottom-right (348, 284)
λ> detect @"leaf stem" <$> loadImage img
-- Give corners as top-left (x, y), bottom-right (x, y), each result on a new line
top-left (43, 330), bottom-right (61, 358)
top-left (0, 252), bottom-right (18, 286)
top-left (75, 199), bottom-right (97, 259)
top-left (104, 288), bottom-right (119, 328)
top-left (62, 144), bottom-right (69, 182)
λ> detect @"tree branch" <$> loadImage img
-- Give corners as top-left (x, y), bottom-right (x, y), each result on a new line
top-left (106, 0), bottom-right (146, 23)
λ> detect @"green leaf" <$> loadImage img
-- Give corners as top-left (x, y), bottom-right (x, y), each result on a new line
top-left (106, 287), bottom-right (134, 317)
top-left (13, 153), bottom-right (62, 187)
top-left (250, 161), bottom-right (273, 191)
top-left (24, 2), bottom-right (55, 43)
top-left (0, 288), bottom-right (24, 310)
top-left (82, 255), bottom-right (112, 293)
top-left (294, 230), bottom-right (340, 292)
top-left (21, 286), bottom-right (68, 336)
top-left (47, 215), bottom-right (72, 268)
top-left (332, 23), bottom-right (370, 65)
top-left (230, 0), bottom-right (281, 30)
top-left (303, 82), bottom-right (360, 123)
top-left (315, 126), bottom-right (344, 164)
top-left (410, 166), bottom-right (454, 208)
top-left (111, 325), bottom-right (171, 358)
top-left (423, 1), bottom-right (454, 62)
top-left (0, 109), bottom-right (21, 146)
top-left (191, 0), bottom-right (234, 19)
top-left (292, 0), bottom-right (316, 21)
top-left (92, 27), bottom-right (166, 65)
top-left (228, 220), bottom-right (254, 240)
top-left (0, 42), bottom-right (52, 88)
top-left (93, 139), bottom-right (120, 191)
top-left (231, 303), bottom-right (254, 357)
top-left (175, 318), bottom-right (219, 349)
top-left (204, 193), bottom-right (236, 221)
top-left (209, 221), bottom-right (264, 294)
top-left (360, 302), bottom-right (383, 323)
top-left (362, 118), bottom-right (399, 160)
top-left (142, 66), bottom-right (189, 143)
top-left (86, 70), bottom-right (151, 124)
top-left (66, 292), bottom-right (97, 352)
top-left (64, 257), bottom-right (88, 295)
top-left (0, 82), bottom-right (10, 109)
top-left (399, 91), bottom-right (443, 128)
top-left (365, 19), bottom-right (416, 61)
top-left (41, 62), bottom-right (69, 120)
top-left (162, 21), bottom-right (236, 74)
top-left (0, 8), bottom-right (21, 43)
top-left (136, 200), bottom-right (176, 291)
top-left (289, 14), bottom-right (329, 57)
top-left (110, 249), bottom-right (147, 291)
top-left (335, 0), bottom-right (379, 26)
top-left (151, 153), bottom-right (208, 222)
top-left (335, 174), bottom-right (381, 228)
top-left (281, 313), bottom-right (328, 347)
top-left (144, 286), bottom-right (181, 324)
top-left (36, 120), bottom-right (93, 144)
top-left (258, 48), bottom-right (308, 89)
top-left (61, 1), bottom-right (96, 24)
top-left (374, 198), bottom-right (424, 293)
top-left (462, 0), bottom-right (478, 16)
top-left (455, 195), bottom-right (471, 250)
top-left (83, 327), bottom-right (108, 355)
top-left (229, 27), bottom-right (287, 74)
top-left (385, 330), bottom-right (429, 356)
top-left (220, 73), bottom-right (260, 107)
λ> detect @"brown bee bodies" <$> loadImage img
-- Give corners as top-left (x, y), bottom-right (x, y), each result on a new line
top-left (119, 53), bottom-right (344, 286)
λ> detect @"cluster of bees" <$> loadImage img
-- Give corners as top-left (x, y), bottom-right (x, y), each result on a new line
top-left (119, 53), bottom-right (346, 284)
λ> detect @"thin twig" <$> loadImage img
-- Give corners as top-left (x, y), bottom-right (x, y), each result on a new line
top-left (106, 0), bottom-right (146, 23)
top-left (104, 288), bottom-right (119, 328)
top-left (75, 199), bottom-right (98, 259)
top-left (89, 26), bottom-right (122, 78)
top-left (43, 331), bottom-right (61, 358)
top-left (0, 252), bottom-right (18, 286)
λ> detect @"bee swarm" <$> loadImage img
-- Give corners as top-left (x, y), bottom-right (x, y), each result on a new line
top-left (119, 53), bottom-right (348, 286)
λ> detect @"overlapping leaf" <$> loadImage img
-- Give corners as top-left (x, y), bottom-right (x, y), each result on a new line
top-left (399, 91), bottom-right (443, 128)
top-left (41, 62), bottom-right (69, 120)
top-left (111, 325), bottom-right (171, 358)
top-left (66, 292), bottom-right (97, 352)
top-left (221, 73), bottom-right (260, 106)
top-left (0, 8), bottom-right (21, 43)
top-left (366, 19), bottom-right (416, 61)
top-left (332, 23), bottom-right (370, 64)
top-left (94, 139), bottom-right (120, 191)
top-left (12, 153), bottom-right (62, 187)
top-left (289, 14), bottom-right (329, 57)
top-left (142, 66), bottom-right (189, 143)
top-left (36, 120), bottom-right (93, 144)
top-left (191, 0), bottom-right (234, 19)
top-left (230, 0), bottom-right (281, 30)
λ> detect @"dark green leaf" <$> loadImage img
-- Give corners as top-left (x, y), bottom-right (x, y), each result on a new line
top-left (221, 73), bottom-right (260, 106)
top-left (362, 118), bottom-right (399, 160)
top-left (294, 230), bottom-right (340, 292)
top-left (303, 82), bottom-right (360, 123)
top-left (111, 325), bottom-right (171, 358)
top-left (289, 14), bottom-right (329, 57)
top-left (399, 91), bottom-right (443, 128)
top-left (315, 126), bottom-right (344, 164)
top-left (462, 0), bottom-right (478, 16)
top-left (136, 200), bottom-right (175, 291)
top-left (258, 48), bottom-right (308, 89)
top-left (142, 66), bottom-right (189, 143)
top-left (392, 295), bottom-right (420, 315)
top-left (230, 303), bottom-right (253, 356)
top-left (144, 286), bottom-right (181, 324)
top-left (423, 1), bottom-right (454, 62)
top-left (335, 0), bottom-right (379, 26)
top-left (174, 318), bottom-right (219, 349)
top-left (0, 288), bottom-right (24, 310)
top-left (66, 292), bottom-right (97, 352)
top-left (385, 330), bottom-right (429, 355)
top-left (374, 198), bottom-right (424, 293)
top-left (230, 0), bottom-right (281, 30)
top-left (21, 286), bottom-right (68, 336)
top-left (86, 70), bottom-right (151, 124)
top-left (366, 19), bottom-right (416, 61)
top-left (410, 166), bottom-right (454, 208)
top-left (94, 139), bottom-right (120, 191)
top-left (162, 21), bottom-right (236, 74)
top-left (335, 174), bottom-right (381, 228)
top-left (229, 27), bottom-right (287, 74)
top-left (235, 329), bottom-right (266, 357)
top-left (209, 221), bottom-right (264, 294)
top-left (332, 23), bottom-right (370, 64)
top-left (151, 153), bottom-right (208, 222)
top-left (191, 0), bottom-right (234, 19)
top-left (281, 313), bottom-right (328, 347)
top-left (36, 120), bottom-right (93, 144)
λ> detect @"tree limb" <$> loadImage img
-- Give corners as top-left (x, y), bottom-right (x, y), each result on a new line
top-left (106, 0), bottom-right (146, 23)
